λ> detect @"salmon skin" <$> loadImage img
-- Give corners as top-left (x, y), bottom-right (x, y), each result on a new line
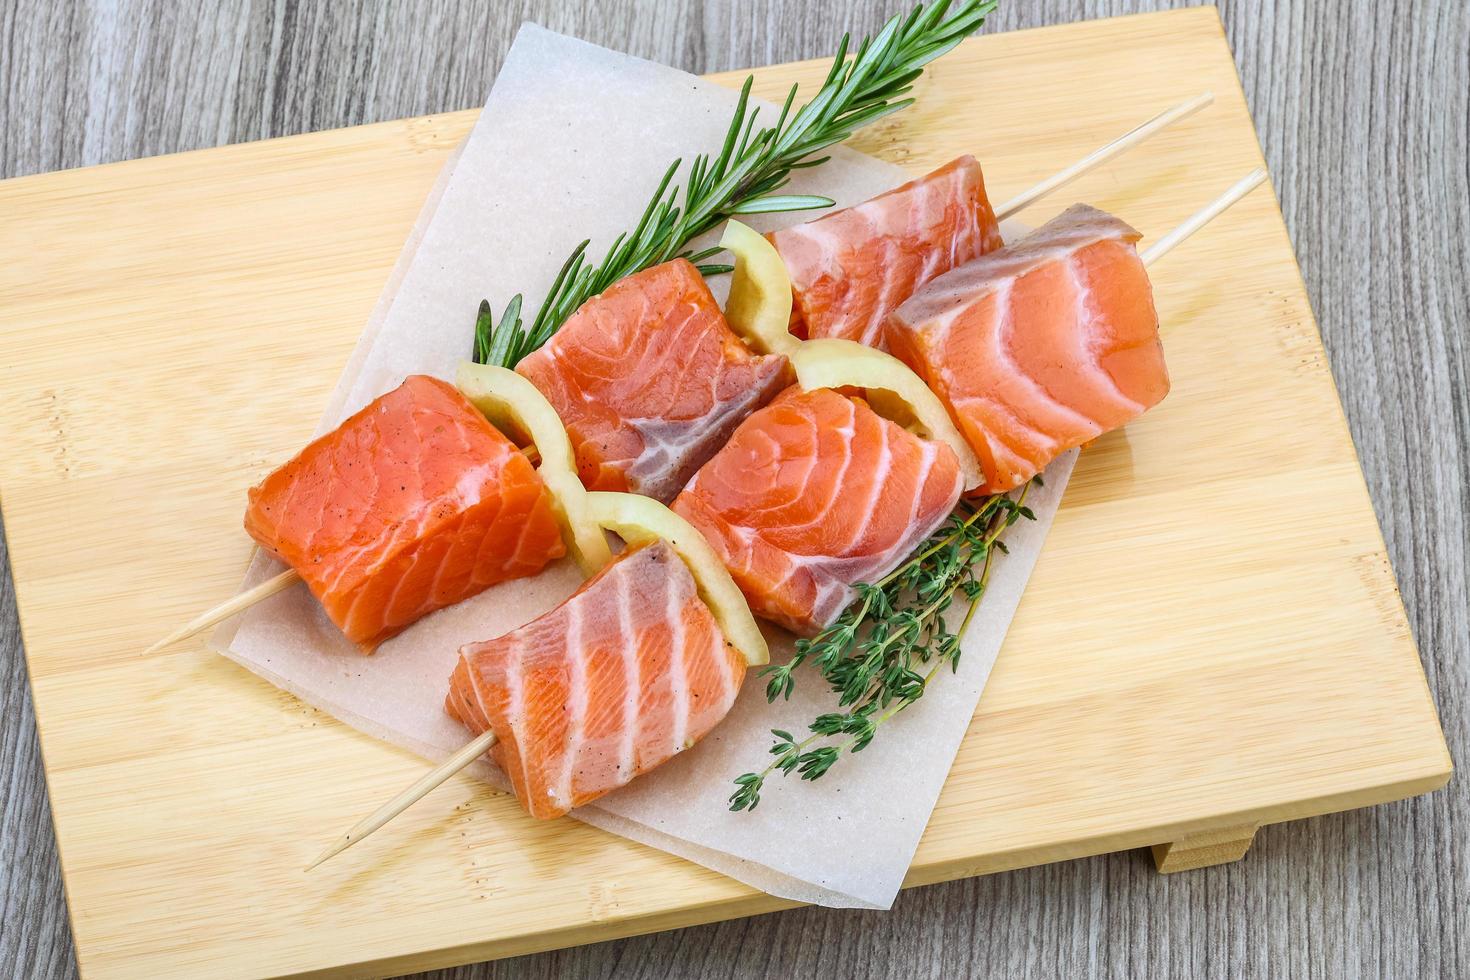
top-left (446, 541), bottom-right (745, 820)
top-left (516, 258), bottom-right (790, 503)
top-left (769, 156), bottom-right (1003, 348)
top-left (672, 387), bottom-right (963, 636)
top-left (244, 375), bottom-right (566, 652)
top-left (886, 204), bottom-right (1169, 494)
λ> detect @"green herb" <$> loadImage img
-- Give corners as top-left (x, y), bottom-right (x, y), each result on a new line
top-left (729, 481), bottom-right (1037, 812)
top-left (473, 0), bottom-right (999, 368)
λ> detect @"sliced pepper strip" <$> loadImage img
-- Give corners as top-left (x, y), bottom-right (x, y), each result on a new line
top-left (719, 219), bottom-right (800, 356)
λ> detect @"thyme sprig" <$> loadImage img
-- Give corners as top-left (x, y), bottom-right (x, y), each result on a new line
top-left (473, 0), bottom-right (998, 368)
top-left (729, 480), bottom-right (1038, 812)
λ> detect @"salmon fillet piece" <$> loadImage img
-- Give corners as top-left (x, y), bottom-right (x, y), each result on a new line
top-left (769, 156), bottom-right (1003, 348)
top-left (515, 258), bottom-right (790, 502)
top-left (244, 375), bottom-right (566, 651)
top-left (672, 387), bottom-right (963, 636)
top-left (886, 203), bottom-right (1169, 493)
top-left (445, 541), bottom-right (746, 819)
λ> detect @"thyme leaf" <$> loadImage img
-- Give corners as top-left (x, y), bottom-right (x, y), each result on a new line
top-left (729, 481), bottom-right (1037, 812)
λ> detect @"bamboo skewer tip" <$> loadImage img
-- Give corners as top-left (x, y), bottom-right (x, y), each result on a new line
top-left (1141, 167), bottom-right (1268, 267)
top-left (995, 90), bottom-right (1215, 221)
top-left (305, 729), bottom-right (499, 872)
top-left (141, 567), bottom-right (300, 657)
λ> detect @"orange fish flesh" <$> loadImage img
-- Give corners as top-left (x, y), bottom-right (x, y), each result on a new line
top-left (244, 375), bottom-right (566, 651)
top-left (672, 386), bottom-right (963, 636)
top-left (516, 258), bottom-right (790, 502)
top-left (445, 540), bottom-right (745, 819)
top-left (886, 203), bottom-right (1169, 494)
top-left (768, 156), bottom-right (1003, 348)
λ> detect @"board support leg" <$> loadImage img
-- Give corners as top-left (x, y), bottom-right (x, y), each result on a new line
top-left (1150, 824), bottom-right (1258, 873)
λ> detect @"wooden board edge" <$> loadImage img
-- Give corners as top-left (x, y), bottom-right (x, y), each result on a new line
top-left (255, 765), bottom-right (1455, 979)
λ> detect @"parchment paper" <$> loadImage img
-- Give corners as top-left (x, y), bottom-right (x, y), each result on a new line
top-left (216, 23), bottom-right (1076, 910)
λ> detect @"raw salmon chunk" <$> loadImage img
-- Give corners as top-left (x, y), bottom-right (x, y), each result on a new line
top-left (886, 203), bottom-right (1169, 493)
top-left (445, 541), bottom-right (746, 819)
top-left (244, 375), bottom-right (565, 651)
top-left (769, 156), bottom-right (1003, 348)
top-left (672, 387), bottom-right (963, 636)
top-left (515, 258), bottom-right (789, 502)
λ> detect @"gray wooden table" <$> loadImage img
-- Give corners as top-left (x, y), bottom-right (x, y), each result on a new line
top-left (2, 2), bottom-right (1465, 977)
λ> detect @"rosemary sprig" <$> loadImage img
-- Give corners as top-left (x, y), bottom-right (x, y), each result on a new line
top-left (729, 479), bottom-right (1038, 812)
top-left (473, 0), bottom-right (998, 368)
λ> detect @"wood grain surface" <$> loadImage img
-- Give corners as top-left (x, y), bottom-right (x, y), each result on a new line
top-left (0, 2), bottom-right (1464, 978)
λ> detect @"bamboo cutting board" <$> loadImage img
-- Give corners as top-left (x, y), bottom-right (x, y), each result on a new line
top-left (0, 7), bottom-right (1451, 977)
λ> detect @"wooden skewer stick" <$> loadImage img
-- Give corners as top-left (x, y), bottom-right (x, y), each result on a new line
top-left (141, 566), bottom-right (299, 656)
top-left (995, 91), bottom-right (1214, 220)
top-left (305, 729), bottom-right (498, 871)
top-left (1141, 168), bottom-right (1268, 267)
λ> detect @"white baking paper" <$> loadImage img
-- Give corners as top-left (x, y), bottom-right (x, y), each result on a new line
top-left (216, 23), bottom-right (1075, 910)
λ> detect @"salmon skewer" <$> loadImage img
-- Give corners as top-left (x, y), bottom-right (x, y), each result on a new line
top-left (143, 384), bottom-right (559, 656)
top-left (307, 171), bottom-right (1267, 869)
top-left (445, 539), bottom-right (746, 819)
top-left (887, 204), bottom-right (1166, 493)
top-left (147, 96), bottom-right (1212, 653)
top-left (771, 154), bottom-right (1004, 347)
top-left (309, 488), bottom-right (763, 867)
top-left (233, 376), bottom-right (568, 652)
top-left (241, 376), bottom-right (566, 651)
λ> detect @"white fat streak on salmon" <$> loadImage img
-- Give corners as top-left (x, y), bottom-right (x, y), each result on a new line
top-left (922, 297), bottom-right (1034, 482)
top-left (809, 431), bottom-right (960, 630)
top-left (829, 404), bottom-right (894, 576)
top-left (467, 625), bottom-right (536, 809)
top-left (507, 629), bottom-right (538, 806)
top-left (1068, 255), bottom-right (1148, 416)
top-left (615, 563), bottom-right (639, 785)
top-left (866, 437), bottom-right (959, 576)
top-left (706, 605), bottom-right (739, 719)
top-left (665, 573), bottom-right (690, 754)
top-left (976, 279), bottom-right (1068, 455)
top-left (555, 594), bottom-right (587, 812)
top-left (331, 406), bottom-right (426, 631)
top-left (780, 220), bottom-right (843, 288)
top-left (500, 487), bottom-right (548, 575)
top-left (861, 174), bottom-right (940, 347)
top-left (773, 395), bottom-right (858, 551)
top-left (863, 234), bottom-right (901, 347)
